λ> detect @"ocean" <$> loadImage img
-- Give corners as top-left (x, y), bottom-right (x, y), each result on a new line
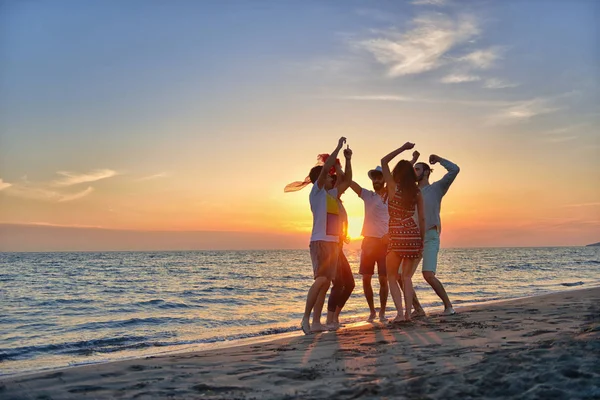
top-left (1, 246), bottom-right (599, 376)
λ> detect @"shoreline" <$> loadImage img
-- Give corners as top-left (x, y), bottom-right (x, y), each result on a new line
top-left (2, 283), bottom-right (597, 379)
top-left (2, 286), bottom-right (599, 399)
top-left (2, 284), bottom-right (598, 380)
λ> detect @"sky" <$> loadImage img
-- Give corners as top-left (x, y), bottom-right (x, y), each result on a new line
top-left (0, 0), bottom-right (599, 251)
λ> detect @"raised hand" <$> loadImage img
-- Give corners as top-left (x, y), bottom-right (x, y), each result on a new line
top-left (429, 154), bottom-right (441, 164)
top-left (337, 137), bottom-right (347, 149)
top-left (401, 142), bottom-right (415, 151)
top-left (413, 150), bottom-right (420, 159)
top-left (343, 145), bottom-right (353, 159)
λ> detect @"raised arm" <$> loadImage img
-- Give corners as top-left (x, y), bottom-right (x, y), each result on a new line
top-left (429, 154), bottom-right (460, 195)
top-left (381, 142), bottom-right (415, 196)
top-left (350, 181), bottom-right (362, 196)
top-left (410, 150), bottom-right (420, 166)
top-left (336, 146), bottom-right (353, 195)
top-left (316, 137), bottom-right (346, 189)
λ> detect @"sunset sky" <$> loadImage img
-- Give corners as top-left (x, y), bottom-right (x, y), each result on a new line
top-left (1, 0), bottom-right (598, 251)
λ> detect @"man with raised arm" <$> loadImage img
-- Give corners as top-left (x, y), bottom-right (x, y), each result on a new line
top-left (411, 154), bottom-right (460, 316)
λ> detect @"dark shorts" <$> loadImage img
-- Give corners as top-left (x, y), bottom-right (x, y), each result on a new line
top-left (309, 241), bottom-right (339, 280)
top-left (359, 236), bottom-right (387, 276)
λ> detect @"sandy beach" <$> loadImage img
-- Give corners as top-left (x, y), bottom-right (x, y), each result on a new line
top-left (2, 287), bottom-right (599, 399)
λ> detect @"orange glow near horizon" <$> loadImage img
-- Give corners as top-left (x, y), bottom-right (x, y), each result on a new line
top-left (1, 0), bottom-right (599, 251)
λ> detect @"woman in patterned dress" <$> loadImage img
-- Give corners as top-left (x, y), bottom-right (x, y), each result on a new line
top-left (381, 142), bottom-right (425, 323)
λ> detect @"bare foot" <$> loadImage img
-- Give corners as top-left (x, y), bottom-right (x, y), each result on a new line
top-left (311, 322), bottom-right (327, 332)
top-left (389, 315), bottom-right (405, 324)
top-left (442, 307), bottom-right (456, 316)
top-left (411, 309), bottom-right (426, 318)
top-left (378, 312), bottom-right (387, 322)
top-left (367, 311), bottom-right (376, 322)
top-left (301, 318), bottom-right (311, 335)
top-left (326, 323), bottom-right (339, 331)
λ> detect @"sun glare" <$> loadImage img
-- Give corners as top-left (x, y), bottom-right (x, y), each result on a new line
top-left (347, 216), bottom-right (364, 240)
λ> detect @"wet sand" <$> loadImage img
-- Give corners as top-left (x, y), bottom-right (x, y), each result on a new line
top-left (2, 287), bottom-right (599, 399)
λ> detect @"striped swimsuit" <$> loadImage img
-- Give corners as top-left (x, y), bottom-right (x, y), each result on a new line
top-left (387, 187), bottom-right (423, 258)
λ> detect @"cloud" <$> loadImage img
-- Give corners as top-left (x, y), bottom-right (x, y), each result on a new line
top-left (4, 184), bottom-right (94, 202)
top-left (546, 135), bottom-right (578, 143)
top-left (138, 172), bottom-right (169, 181)
top-left (541, 123), bottom-right (587, 143)
top-left (0, 170), bottom-right (108, 202)
top-left (560, 202), bottom-right (600, 208)
top-left (332, 93), bottom-right (511, 107)
top-left (357, 14), bottom-right (479, 76)
top-left (543, 123), bottom-right (588, 135)
top-left (487, 98), bottom-right (562, 125)
top-left (53, 169), bottom-right (118, 186)
top-left (58, 187), bottom-right (94, 202)
top-left (339, 95), bottom-right (415, 101)
top-left (484, 78), bottom-right (520, 89)
top-left (0, 179), bottom-right (11, 191)
top-left (441, 74), bottom-right (481, 83)
top-left (458, 47), bottom-right (503, 69)
top-left (412, 0), bottom-right (447, 5)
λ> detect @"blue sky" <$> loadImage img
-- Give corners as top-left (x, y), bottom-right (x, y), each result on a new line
top-left (0, 0), bottom-right (598, 249)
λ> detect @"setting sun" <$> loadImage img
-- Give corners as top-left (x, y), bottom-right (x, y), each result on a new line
top-left (347, 216), bottom-right (364, 240)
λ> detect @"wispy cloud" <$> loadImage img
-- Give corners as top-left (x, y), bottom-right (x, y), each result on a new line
top-left (487, 98), bottom-right (562, 125)
top-left (412, 0), bottom-right (447, 6)
top-left (340, 95), bottom-right (415, 102)
top-left (546, 135), bottom-right (578, 143)
top-left (484, 78), bottom-right (520, 89)
top-left (0, 170), bottom-right (111, 202)
top-left (357, 14), bottom-right (479, 76)
top-left (138, 172), bottom-right (169, 181)
top-left (332, 94), bottom-right (511, 107)
top-left (0, 179), bottom-right (11, 191)
top-left (441, 73), bottom-right (481, 83)
top-left (543, 123), bottom-right (588, 135)
top-left (458, 47), bottom-right (504, 69)
top-left (560, 202), bottom-right (600, 208)
top-left (53, 169), bottom-right (118, 186)
top-left (58, 187), bottom-right (94, 202)
top-left (4, 185), bottom-right (94, 202)
top-left (541, 124), bottom-right (584, 143)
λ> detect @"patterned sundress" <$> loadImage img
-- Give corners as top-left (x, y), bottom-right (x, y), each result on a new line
top-left (387, 187), bottom-right (422, 258)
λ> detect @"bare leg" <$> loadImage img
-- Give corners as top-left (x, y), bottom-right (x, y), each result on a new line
top-left (410, 257), bottom-right (426, 317)
top-left (362, 275), bottom-right (376, 321)
top-left (386, 252), bottom-right (404, 322)
top-left (423, 271), bottom-right (454, 314)
top-left (311, 285), bottom-right (329, 332)
top-left (411, 291), bottom-right (426, 317)
top-left (378, 275), bottom-right (389, 320)
top-left (302, 277), bottom-right (331, 334)
top-left (401, 258), bottom-right (419, 321)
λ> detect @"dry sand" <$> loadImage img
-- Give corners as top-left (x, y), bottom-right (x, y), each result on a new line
top-left (2, 287), bottom-right (599, 399)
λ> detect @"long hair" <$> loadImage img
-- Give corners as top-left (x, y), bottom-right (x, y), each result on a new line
top-left (392, 160), bottom-right (419, 208)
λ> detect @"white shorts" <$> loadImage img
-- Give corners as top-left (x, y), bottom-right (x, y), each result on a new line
top-left (422, 229), bottom-right (440, 273)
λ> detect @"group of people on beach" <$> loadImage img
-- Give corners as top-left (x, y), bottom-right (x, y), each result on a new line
top-left (286, 137), bottom-right (460, 334)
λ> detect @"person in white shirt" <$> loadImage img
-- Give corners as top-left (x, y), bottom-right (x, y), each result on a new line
top-left (410, 154), bottom-right (460, 316)
top-left (350, 151), bottom-right (420, 322)
top-left (301, 137), bottom-right (350, 334)
top-left (349, 167), bottom-right (390, 322)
